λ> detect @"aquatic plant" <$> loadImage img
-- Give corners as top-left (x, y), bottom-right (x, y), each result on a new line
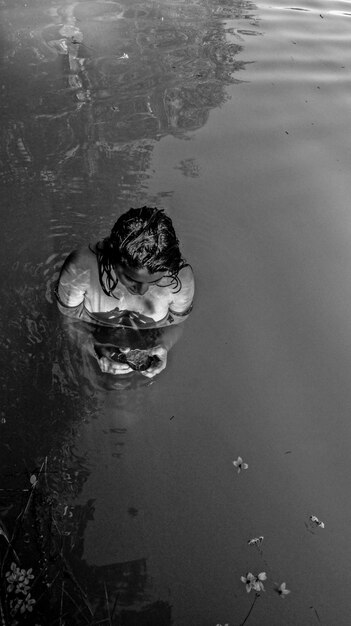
top-left (1, 562), bottom-right (36, 623)
top-left (238, 572), bottom-right (267, 626)
top-left (0, 455), bottom-right (126, 625)
top-left (5, 562), bottom-right (34, 594)
top-left (232, 457), bottom-right (248, 473)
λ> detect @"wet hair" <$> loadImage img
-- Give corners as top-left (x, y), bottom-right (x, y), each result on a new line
top-left (94, 206), bottom-right (187, 297)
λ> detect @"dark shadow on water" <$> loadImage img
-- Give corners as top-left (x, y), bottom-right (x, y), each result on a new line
top-left (0, 304), bottom-right (175, 623)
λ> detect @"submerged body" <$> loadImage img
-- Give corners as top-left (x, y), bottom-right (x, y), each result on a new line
top-left (56, 207), bottom-right (195, 377)
top-left (56, 244), bottom-right (194, 329)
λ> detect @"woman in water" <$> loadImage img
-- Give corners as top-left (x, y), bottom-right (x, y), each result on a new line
top-left (56, 206), bottom-right (195, 378)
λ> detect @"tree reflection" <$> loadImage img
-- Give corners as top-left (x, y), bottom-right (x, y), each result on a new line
top-left (0, 0), bottom-right (256, 197)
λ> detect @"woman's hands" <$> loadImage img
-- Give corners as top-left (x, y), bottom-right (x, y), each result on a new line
top-left (93, 343), bottom-right (168, 378)
top-left (98, 356), bottom-right (133, 375)
top-left (141, 345), bottom-right (168, 378)
top-left (94, 345), bottom-right (133, 375)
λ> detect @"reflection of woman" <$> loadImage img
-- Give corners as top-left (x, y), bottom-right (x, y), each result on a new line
top-left (56, 206), bottom-right (195, 378)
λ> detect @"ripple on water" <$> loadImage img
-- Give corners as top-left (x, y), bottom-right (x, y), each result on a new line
top-left (74, 1), bottom-right (124, 22)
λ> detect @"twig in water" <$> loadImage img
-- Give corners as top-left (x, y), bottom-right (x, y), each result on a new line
top-left (0, 598), bottom-right (6, 626)
top-left (310, 605), bottom-right (322, 624)
top-left (240, 593), bottom-right (260, 626)
top-left (61, 556), bottom-right (93, 616)
top-left (110, 589), bottom-right (119, 621)
top-left (22, 457), bottom-right (46, 517)
top-left (0, 459), bottom-right (47, 577)
top-left (0, 520), bottom-right (19, 563)
top-left (61, 587), bottom-right (91, 625)
top-left (60, 580), bottom-right (65, 626)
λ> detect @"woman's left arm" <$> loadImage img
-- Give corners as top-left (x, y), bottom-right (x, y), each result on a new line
top-left (168, 265), bottom-right (195, 323)
top-left (141, 266), bottom-right (195, 377)
top-left (140, 325), bottom-right (183, 378)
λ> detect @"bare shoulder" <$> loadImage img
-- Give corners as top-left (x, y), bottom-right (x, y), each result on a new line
top-left (169, 263), bottom-right (195, 316)
top-left (178, 263), bottom-right (195, 287)
top-left (177, 265), bottom-right (195, 301)
top-left (62, 245), bottom-right (96, 270)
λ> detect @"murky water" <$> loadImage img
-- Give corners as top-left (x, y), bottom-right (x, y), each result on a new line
top-left (1, 0), bottom-right (351, 624)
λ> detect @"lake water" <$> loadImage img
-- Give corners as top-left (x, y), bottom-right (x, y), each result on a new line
top-left (1, 0), bottom-right (351, 624)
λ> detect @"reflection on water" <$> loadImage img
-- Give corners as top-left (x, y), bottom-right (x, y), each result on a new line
top-left (0, 1), bottom-right (257, 621)
top-left (0, 0), bottom-right (252, 208)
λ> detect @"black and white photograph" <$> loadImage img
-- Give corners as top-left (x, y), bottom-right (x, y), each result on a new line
top-left (1, 0), bottom-right (351, 624)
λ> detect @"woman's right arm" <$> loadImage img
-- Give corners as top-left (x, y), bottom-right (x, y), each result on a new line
top-left (55, 249), bottom-right (133, 375)
top-left (55, 249), bottom-right (88, 319)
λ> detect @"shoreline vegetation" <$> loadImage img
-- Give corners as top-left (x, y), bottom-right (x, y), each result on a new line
top-left (0, 457), bottom-right (119, 626)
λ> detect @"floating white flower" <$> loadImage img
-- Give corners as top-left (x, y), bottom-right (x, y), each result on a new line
top-left (233, 456), bottom-right (248, 473)
top-left (310, 515), bottom-right (325, 528)
top-left (248, 536), bottom-right (264, 547)
top-left (254, 572), bottom-right (267, 592)
top-left (240, 572), bottom-right (256, 593)
top-left (277, 582), bottom-right (291, 598)
top-left (240, 572), bottom-right (266, 593)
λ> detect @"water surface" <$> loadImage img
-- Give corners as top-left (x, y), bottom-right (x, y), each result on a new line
top-left (1, 0), bottom-right (351, 624)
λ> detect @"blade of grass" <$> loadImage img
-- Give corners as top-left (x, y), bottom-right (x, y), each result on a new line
top-left (1, 457), bottom-right (47, 579)
top-left (103, 583), bottom-right (112, 626)
top-left (59, 580), bottom-right (64, 626)
top-left (62, 587), bottom-right (91, 625)
top-left (110, 590), bottom-right (119, 621)
top-left (61, 556), bottom-right (93, 616)
top-left (0, 597), bottom-right (7, 626)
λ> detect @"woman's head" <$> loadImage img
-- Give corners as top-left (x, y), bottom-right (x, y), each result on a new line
top-left (96, 207), bottom-right (186, 297)
top-left (111, 206), bottom-right (181, 273)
